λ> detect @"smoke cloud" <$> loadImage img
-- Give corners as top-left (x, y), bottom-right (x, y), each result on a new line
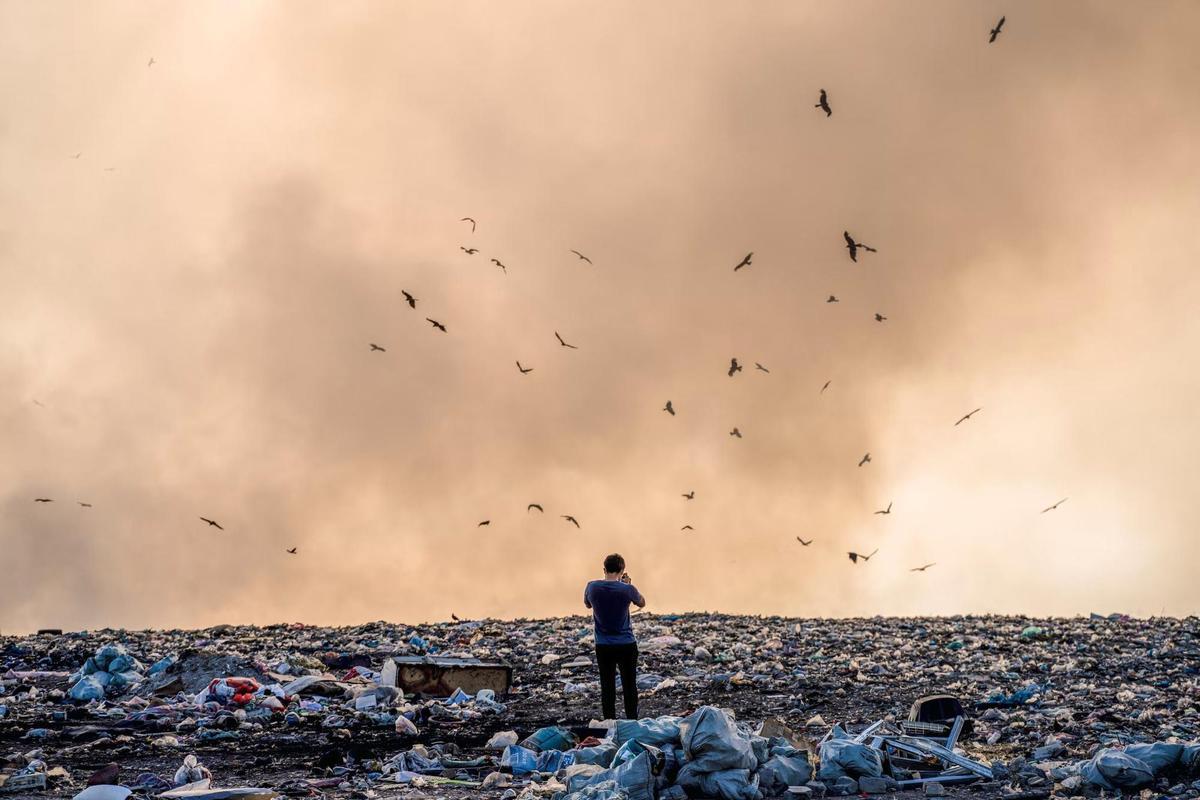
top-left (2, 1), bottom-right (1199, 632)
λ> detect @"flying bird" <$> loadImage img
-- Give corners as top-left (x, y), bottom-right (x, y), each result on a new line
top-left (827, 295), bottom-right (839, 303)
top-left (848, 549), bottom-right (878, 564)
top-left (491, 258), bottom-right (507, 273)
top-left (555, 331), bottom-right (578, 349)
top-left (874, 502), bottom-right (892, 515)
top-left (286, 548), bottom-right (298, 555)
top-left (821, 380), bottom-right (832, 394)
top-left (681, 525), bottom-right (694, 531)
top-left (562, 515), bottom-right (580, 528)
top-left (370, 343), bottom-right (386, 352)
top-left (728, 358), bottom-right (743, 377)
top-left (527, 503), bottom-right (544, 513)
top-left (71, 152), bottom-right (82, 159)
top-left (663, 400), bottom-right (675, 416)
top-left (730, 427), bottom-right (742, 438)
top-left (796, 537), bottom-right (813, 546)
top-left (733, 252), bottom-right (753, 271)
top-left (570, 250), bottom-right (592, 264)
top-left (461, 217), bottom-right (476, 232)
top-left (682, 491), bottom-right (695, 500)
top-left (147, 57), bottom-right (156, 67)
top-left (989, 16), bottom-right (1005, 43)
top-left (478, 520), bottom-right (490, 526)
top-left (755, 362), bottom-right (769, 373)
top-left (516, 361), bottom-right (533, 374)
top-left (815, 89), bottom-right (831, 117)
top-left (34, 498), bottom-right (52, 503)
top-left (843, 231), bottom-right (877, 262)
top-left (426, 318), bottom-right (447, 332)
top-left (1041, 497), bottom-right (1068, 513)
top-left (199, 517), bottom-right (224, 530)
top-left (78, 502), bottom-right (92, 508)
top-left (460, 247), bottom-right (478, 255)
top-left (859, 453), bottom-right (871, 467)
top-left (910, 562), bottom-right (936, 572)
top-left (401, 290), bottom-right (417, 308)
top-left (451, 613), bottom-right (460, 621)
top-left (955, 408), bottom-right (983, 426)
top-left (874, 313), bottom-right (887, 322)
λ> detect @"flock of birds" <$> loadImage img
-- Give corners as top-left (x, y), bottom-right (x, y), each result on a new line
top-left (30, 13), bottom-right (1066, 584)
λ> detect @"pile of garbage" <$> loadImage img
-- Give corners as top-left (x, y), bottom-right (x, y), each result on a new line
top-left (1, 613), bottom-right (1198, 797)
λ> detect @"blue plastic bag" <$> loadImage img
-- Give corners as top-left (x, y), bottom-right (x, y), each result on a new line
top-left (501, 745), bottom-right (538, 775)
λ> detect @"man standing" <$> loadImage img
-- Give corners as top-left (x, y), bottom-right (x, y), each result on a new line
top-left (584, 553), bottom-right (646, 720)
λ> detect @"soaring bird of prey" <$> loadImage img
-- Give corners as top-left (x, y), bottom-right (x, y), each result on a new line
top-left (989, 16), bottom-right (1005, 43)
top-left (859, 452), bottom-right (871, 467)
top-left (755, 362), bottom-right (770, 373)
top-left (733, 252), bottom-right (753, 271)
top-left (200, 517), bottom-right (223, 530)
top-left (555, 331), bottom-right (578, 349)
top-left (955, 408), bottom-right (983, 426)
top-left (401, 290), bottom-right (417, 308)
top-left (848, 549), bottom-right (878, 564)
top-left (34, 498), bottom-right (52, 503)
top-left (815, 89), bottom-right (831, 117)
top-left (1041, 497), bottom-right (1068, 513)
top-left (843, 231), bottom-right (877, 262)
top-left (730, 427), bottom-right (742, 438)
top-left (827, 295), bottom-right (839, 303)
top-left (286, 547), bottom-right (298, 555)
top-left (874, 502), bottom-right (892, 515)
top-left (562, 515), bottom-right (580, 528)
top-left (728, 358), bottom-right (743, 377)
top-left (874, 313), bottom-right (887, 322)
top-left (910, 562), bottom-right (936, 572)
top-left (682, 491), bottom-right (694, 500)
top-left (516, 361), bottom-right (533, 374)
top-left (570, 250), bottom-right (592, 264)
top-left (491, 258), bottom-right (506, 274)
top-left (663, 400), bottom-right (675, 416)
top-left (821, 380), bottom-right (832, 394)
top-left (527, 503), bottom-right (544, 513)
top-left (426, 318), bottom-right (447, 332)
top-left (460, 247), bottom-right (478, 255)
top-left (78, 502), bottom-right (92, 508)
top-left (461, 217), bottom-right (476, 232)
top-left (478, 520), bottom-right (490, 526)
top-left (147, 57), bottom-right (156, 67)
top-left (681, 525), bottom-right (694, 531)
top-left (370, 343), bottom-right (386, 352)
top-left (796, 537), bottom-right (813, 546)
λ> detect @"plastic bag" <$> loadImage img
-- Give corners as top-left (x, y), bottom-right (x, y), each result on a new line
top-left (575, 743), bottom-right (619, 767)
top-left (676, 764), bottom-right (763, 800)
top-left (567, 751), bottom-right (657, 800)
top-left (817, 731), bottom-right (882, 780)
top-left (679, 706), bottom-right (757, 772)
top-left (1079, 748), bottom-right (1155, 790)
top-left (757, 754), bottom-right (813, 796)
top-left (615, 716), bottom-right (684, 746)
top-left (501, 745), bottom-right (539, 775)
top-left (69, 675), bottom-right (106, 701)
top-left (522, 725), bottom-right (577, 753)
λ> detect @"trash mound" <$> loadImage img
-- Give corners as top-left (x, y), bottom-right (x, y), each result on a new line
top-left (1, 613), bottom-right (1198, 797)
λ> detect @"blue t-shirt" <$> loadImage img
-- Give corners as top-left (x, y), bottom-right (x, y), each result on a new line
top-left (584, 580), bottom-right (645, 645)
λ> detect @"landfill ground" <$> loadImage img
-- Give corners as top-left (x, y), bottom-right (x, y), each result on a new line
top-left (2, 614), bottom-right (1199, 799)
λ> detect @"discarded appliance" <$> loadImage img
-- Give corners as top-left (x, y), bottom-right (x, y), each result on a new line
top-left (821, 695), bottom-right (991, 789)
top-left (387, 655), bottom-right (512, 697)
top-left (905, 693), bottom-right (974, 740)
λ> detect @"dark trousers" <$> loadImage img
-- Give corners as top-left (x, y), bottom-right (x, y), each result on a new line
top-left (596, 642), bottom-right (639, 720)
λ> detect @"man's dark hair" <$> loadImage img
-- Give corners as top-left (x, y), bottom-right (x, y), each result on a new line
top-left (604, 553), bottom-right (625, 574)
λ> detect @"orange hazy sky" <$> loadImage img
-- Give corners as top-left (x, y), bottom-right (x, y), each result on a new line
top-left (2, 1), bottom-right (1199, 632)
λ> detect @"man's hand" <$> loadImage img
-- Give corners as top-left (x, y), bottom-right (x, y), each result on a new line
top-left (621, 573), bottom-right (632, 584)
